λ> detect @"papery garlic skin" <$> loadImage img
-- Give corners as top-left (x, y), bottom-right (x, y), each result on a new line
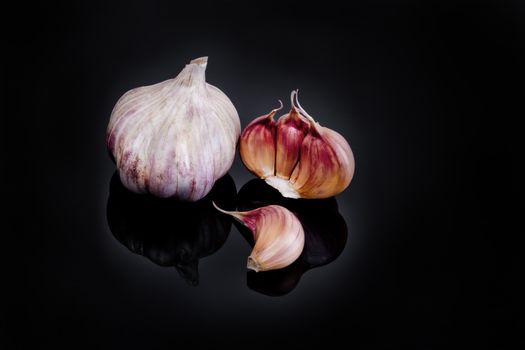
top-left (240, 91), bottom-right (355, 199)
top-left (239, 102), bottom-right (282, 178)
top-left (106, 57), bottom-right (240, 201)
top-left (288, 123), bottom-right (354, 199)
top-left (213, 203), bottom-right (305, 272)
top-left (275, 94), bottom-right (310, 179)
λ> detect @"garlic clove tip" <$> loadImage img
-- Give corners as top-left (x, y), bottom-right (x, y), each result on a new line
top-left (212, 201), bottom-right (245, 223)
top-left (293, 90), bottom-right (317, 125)
top-left (274, 99), bottom-right (284, 113)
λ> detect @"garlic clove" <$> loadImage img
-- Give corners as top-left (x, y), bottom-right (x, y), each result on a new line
top-left (289, 124), bottom-right (355, 199)
top-left (106, 56), bottom-right (240, 201)
top-left (213, 203), bottom-right (305, 272)
top-left (239, 102), bottom-right (282, 178)
top-left (291, 92), bottom-right (355, 198)
top-left (275, 90), bottom-right (310, 179)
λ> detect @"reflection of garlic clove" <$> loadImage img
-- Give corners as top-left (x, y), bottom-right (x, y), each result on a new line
top-left (213, 203), bottom-right (305, 272)
top-left (106, 57), bottom-right (240, 201)
top-left (240, 90), bottom-right (355, 199)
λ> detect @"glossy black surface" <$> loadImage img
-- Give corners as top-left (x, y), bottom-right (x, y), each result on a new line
top-left (107, 173), bottom-right (237, 285)
top-left (5, 0), bottom-right (521, 348)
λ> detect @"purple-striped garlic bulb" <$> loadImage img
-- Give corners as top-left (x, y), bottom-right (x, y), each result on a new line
top-left (106, 57), bottom-right (240, 201)
top-left (240, 90), bottom-right (355, 199)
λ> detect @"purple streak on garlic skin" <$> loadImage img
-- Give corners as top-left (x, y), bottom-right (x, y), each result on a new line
top-left (275, 90), bottom-right (310, 179)
top-left (106, 57), bottom-right (241, 201)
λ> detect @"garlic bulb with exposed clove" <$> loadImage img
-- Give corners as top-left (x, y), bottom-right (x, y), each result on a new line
top-left (213, 203), bottom-right (305, 272)
top-left (106, 57), bottom-right (240, 201)
top-left (240, 91), bottom-right (355, 199)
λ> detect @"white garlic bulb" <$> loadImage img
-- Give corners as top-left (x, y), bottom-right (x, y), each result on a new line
top-left (106, 57), bottom-right (240, 201)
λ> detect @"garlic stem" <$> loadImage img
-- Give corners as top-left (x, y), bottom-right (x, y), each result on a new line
top-left (272, 99), bottom-right (284, 114)
top-left (190, 56), bottom-right (208, 66)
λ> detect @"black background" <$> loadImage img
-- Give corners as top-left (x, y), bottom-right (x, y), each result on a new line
top-left (4, 0), bottom-right (523, 348)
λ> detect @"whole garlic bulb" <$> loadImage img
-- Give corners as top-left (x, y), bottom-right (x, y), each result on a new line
top-left (240, 91), bottom-right (355, 199)
top-left (213, 203), bottom-right (305, 272)
top-left (106, 57), bottom-right (240, 201)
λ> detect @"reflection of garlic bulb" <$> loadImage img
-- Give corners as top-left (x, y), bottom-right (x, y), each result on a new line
top-left (106, 57), bottom-right (240, 201)
top-left (107, 173), bottom-right (237, 286)
top-left (240, 91), bottom-right (355, 199)
top-left (213, 203), bottom-right (305, 272)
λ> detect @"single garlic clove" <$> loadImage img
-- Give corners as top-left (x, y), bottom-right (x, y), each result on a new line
top-left (239, 102), bottom-right (282, 178)
top-left (106, 56), bottom-right (240, 201)
top-left (275, 90), bottom-right (310, 179)
top-left (289, 123), bottom-right (355, 199)
top-left (213, 203), bottom-right (305, 272)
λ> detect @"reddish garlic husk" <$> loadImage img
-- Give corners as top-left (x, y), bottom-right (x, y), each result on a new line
top-left (239, 90), bottom-right (355, 199)
top-left (213, 203), bottom-right (305, 272)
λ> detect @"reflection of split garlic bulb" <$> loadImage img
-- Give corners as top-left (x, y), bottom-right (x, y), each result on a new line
top-left (213, 203), bottom-right (305, 272)
top-left (240, 91), bottom-right (355, 199)
top-left (106, 57), bottom-right (240, 201)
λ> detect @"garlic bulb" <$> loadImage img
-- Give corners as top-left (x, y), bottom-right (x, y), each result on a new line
top-left (106, 57), bottom-right (241, 201)
top-left (240, 91), bottom-right (355, 199)
top-left (213, 203), bottom-right (305, 272)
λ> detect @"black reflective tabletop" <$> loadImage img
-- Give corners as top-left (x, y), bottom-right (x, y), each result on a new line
top-left (4, 1), bottom-right (521, 348)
